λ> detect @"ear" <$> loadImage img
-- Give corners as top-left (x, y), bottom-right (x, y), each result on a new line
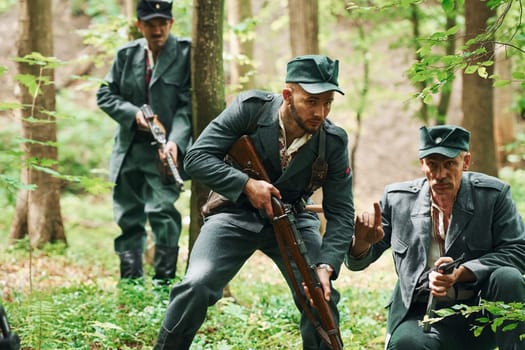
top-left (135, 20), bottom-right (143, 32)
top-left (282, 87), bottom-right (292, 102)
top-left (462, 152), bottom-right (471, 170)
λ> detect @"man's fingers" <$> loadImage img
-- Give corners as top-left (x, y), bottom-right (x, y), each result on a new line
top-left (373, 202), bottom-right (382, 226)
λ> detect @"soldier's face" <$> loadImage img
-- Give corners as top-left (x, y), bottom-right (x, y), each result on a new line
top-left (420, 152), bottom-right (471, 199)
top-left (287, 85), bottom-right (334, 134)
top-left (137, 18), bottom-right (174, 53)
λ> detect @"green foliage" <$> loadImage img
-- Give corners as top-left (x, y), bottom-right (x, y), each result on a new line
top-left (171, 0), bottom-right (192, 38)
top-left (0, 0), bottom-right (15, 14)
top-left (78, 15), bottom-right (132, 67)
top-left (55, 90), bottom-right (114, 195)
top-left (69, 0), bottom-right (121, 19)
top-left (431, 300), bottom-right (525, 339)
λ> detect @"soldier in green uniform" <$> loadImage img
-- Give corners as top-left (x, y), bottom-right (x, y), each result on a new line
top-left (154, 55), bottom-right (355, 349)
top-left (346, 125), bottom-right (525, 350)
top-left (96, 0), bottom-right (191, 283)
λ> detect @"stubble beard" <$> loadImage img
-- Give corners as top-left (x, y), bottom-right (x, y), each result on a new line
top-left (289, 100), bottom-right (319, 134)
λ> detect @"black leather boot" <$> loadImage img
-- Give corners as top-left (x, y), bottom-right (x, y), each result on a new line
top-left (118, 250), bottom-right (144, 280)
top-left (153, 245), bottom-right (179, 282)
top-left (154, 327), bottom-right (193, 350)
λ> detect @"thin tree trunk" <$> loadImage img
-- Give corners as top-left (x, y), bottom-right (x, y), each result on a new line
top-left (10, 0), bottom-right (66, 247)
top-left (462, 0), bottom-right (497, 176)
top-left (228, 0), bottom-right (255, 92)
top-left (436, 5), bottom-right (457, 124)
top-left (288, 0), bottom-right (319, 56)
top-left (494, 45), bottom-right (516, 166)
top-left (189, 0), bottom-right (226, 253)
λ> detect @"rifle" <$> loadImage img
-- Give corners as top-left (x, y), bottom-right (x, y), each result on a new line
top-left (0, 304), bottom-right (20, 350)
top-left (140, 104), bottom-right (185, 191)
top-left (227, 135), bottom-right (343, 350)
top-left (422, 253), bottom-right (467, 332)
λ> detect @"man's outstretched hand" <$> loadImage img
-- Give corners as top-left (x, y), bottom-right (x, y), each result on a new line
top-left (351, 202), bottom-right (384, 257)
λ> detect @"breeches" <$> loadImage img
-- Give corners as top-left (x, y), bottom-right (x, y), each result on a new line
top-left (387, 266), bottom-right (525, 350)
top-left (112, 142), bottom-right (181, 253)
top-left (159, 212), bottom-right (340, 350)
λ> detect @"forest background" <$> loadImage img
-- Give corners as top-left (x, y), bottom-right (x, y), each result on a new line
top-left (0, 0), bottom-right (524, 349)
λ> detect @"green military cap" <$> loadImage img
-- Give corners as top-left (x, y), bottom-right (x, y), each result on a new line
top-left (285, 55), bottom-right (344, 95)
top-left (419, 125), bottom-right (470, 159)
top-left (137, 0), bottom-right (173, 21)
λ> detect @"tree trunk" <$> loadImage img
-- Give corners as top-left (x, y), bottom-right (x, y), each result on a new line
top-left (10, 0), bottom-right (66, 247)
top-left (189, 0), bottom-right (226, 253)
top-left (436, 5), bottom-right (457, 125)
top-left (227, 0), bottom-right (255, 92)
top-left (410, 4), bottom-right (428, 122)
top-left (461, 0), bottom-right (497, 176)
top-left (123, 0), bottom-right (137, 19)
top-left (288, 0), bottom-right (319, 56)
top-left (494, 45), bottom-right (516, 166)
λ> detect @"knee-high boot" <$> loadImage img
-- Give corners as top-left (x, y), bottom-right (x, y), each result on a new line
top-left (153, 245), bottom-right (179, 282)
top-left (154, 326), bottom-right (194, 350)
top-left (118, 250), bottom-right (143, 279)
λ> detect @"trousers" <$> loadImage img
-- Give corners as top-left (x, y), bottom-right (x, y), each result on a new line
top-left (112, 142), bottom-right (182, 253)
top-left (155, 211), bottom-right (340, 349)
top-left (387, 266), bottom-right (525, 350)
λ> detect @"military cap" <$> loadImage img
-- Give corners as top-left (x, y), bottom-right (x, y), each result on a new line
top-left (419, 125), bottom-right (470, 159)
top-left (285, 55), bottom-right (344, 95)
top-left (137, 0), bottom-right (173, 21)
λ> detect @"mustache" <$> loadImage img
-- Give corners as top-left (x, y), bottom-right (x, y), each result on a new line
top-left (432, 179), bottom-right (452, 186)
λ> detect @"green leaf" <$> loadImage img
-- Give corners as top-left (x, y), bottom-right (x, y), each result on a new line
top-left (512, 72), bottom-right (525, 80)
top-left (465, 65), bottom-right (478, 74)
top-left (445, 25), bottom-right (460, 36)
top-left (493, 80), bottom-right (511, 87)
top-left (423, 94), bottom-right (434, 105)
top-left (0, 101), bottom-right (23, 111)
top-left (14, 73), bottom-right (40, 96)
top-left (442, 0), bottom-right (455, 13)
top-left (478, 67), bottom-right (488, 79)
top-left (0, 65), bottom-right (7, 77)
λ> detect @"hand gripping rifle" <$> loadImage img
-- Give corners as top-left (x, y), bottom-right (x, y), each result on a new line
top-left (227, 135), bottom-right (343, 350)
top-left (422, 253), bottom-right (466, 332)
top-left (140, 104), bottom-right (185, 191)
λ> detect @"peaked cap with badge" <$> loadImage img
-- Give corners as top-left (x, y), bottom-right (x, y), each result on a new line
top-left (418, 125), bottom-right (470, 159)
top-left (137, 0), bottom-right (173, 21)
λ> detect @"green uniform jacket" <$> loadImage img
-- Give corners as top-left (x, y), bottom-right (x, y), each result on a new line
top-left (345, 172), bottom-right (525, 336)
top-left (184, 90), bottom-right (355, 277)
top-left (96, 34), bottom-right (192, 183)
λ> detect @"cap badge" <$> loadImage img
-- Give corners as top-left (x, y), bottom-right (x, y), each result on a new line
top-left (156, 3), bottom-right (160, 8)
top-left (435, 137), bottom-right (442, 144)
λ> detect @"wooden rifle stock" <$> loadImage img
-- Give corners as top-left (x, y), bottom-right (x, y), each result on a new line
top-left (140, 104), bottom-right (185, 191)
top-left (228, 135), bottom-right (343, 350)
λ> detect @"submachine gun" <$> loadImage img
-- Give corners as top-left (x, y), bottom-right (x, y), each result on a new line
top-left (422, 253), bottom-right (467, 332)
top-left (227, 135), bottom-right (344, 350)
top-left (140, 104), bottom-right (185, 191)
top-left (0, 304), bottom-right (20, 350)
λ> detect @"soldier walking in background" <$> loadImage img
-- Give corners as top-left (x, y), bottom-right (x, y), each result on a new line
top-left (96, 0), bottom-right (191, 284)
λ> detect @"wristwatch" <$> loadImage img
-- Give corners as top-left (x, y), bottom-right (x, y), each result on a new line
top-left (316, 263), bottom-right (334, 273)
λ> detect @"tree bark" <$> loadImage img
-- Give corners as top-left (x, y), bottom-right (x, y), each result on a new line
top-left (494, 45), bottom-right (516, 166)
top-left (10, 0), bottom-right (66, 247)
top-left (227, 0), bottom-right (255, 92)
top-left (461, 0), bottom-right (497, 176)
top-left (436, 5), bottom-right (457, 125)
top-left (189, 0), bottom-right (226, 252)
top-left (288, 0), bottom-right (319, 56)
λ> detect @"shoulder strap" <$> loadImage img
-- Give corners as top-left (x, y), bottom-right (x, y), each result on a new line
top-left (304, 127), bottom-right (328, 197)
